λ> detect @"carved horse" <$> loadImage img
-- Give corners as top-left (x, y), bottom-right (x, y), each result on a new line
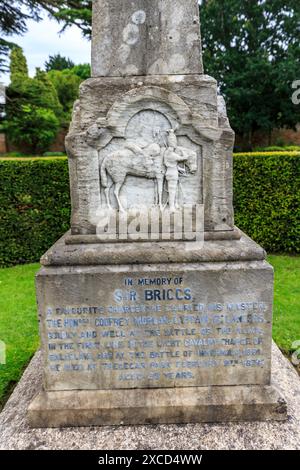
top-left (100, 142), bottom-right (197, 212)
top-left (100, 143), bottom-right (164, 211)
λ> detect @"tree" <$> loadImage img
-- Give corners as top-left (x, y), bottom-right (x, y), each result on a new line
top-left (5, 47), bottom-right (62, 153)
top-left (10, 46), bottom-right (28, 82)
top-left (34, 68), bottom-right (63, 117)
top-left (47, 68), bottom-right (81, 120)
top-left (0, 1), bottom-right (61, 72)
top-left (6, 47), bottom-right (29, 116)
top-left (45, 53), bottom-right (74, 71)
top-left (0, 1), bottom-right (92, 72)
top-left (5, 48), bottom-right (86, 153)
top-left (51, 1), bottom-right (92, 38)
top-left (6, 104), bottom-right (59, 153)
top-left (200, 0), bottom-right (300, 149)
top-left (7, 50), bottom-right (62, 118)
top-left (71, 63), bottom-right (91, 80)
top-left (0, 38), bottom-right (15, 73)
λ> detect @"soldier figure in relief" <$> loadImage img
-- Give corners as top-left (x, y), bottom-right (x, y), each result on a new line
top-left (164, 130), bottom-right (197, 212)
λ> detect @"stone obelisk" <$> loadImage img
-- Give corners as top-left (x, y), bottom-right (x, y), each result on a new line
top-left (28, 0), bottom-right (287, 427)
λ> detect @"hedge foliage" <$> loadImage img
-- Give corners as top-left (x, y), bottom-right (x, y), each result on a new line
top-left (234, 151), bottom-right (300, 157)
top-left (0, 159), bottom-right (70, 267)
top-left (233, 154), bottom-right (300, 254)
top-left (253, 146), bottom-right (300, 152)
top-left (0, 153), bottom-right (299, 267)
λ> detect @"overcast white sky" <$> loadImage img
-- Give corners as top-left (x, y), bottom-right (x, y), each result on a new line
top-left (0, 15), bottom-right (91, 85)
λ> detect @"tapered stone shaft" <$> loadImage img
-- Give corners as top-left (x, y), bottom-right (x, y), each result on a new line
top-left (91, 0), bottom-right (203, 77)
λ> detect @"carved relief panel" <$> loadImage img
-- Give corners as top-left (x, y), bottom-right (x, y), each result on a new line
top-left (98, 108), bottom-right (202, 213)
top-left (66, 85), bottom-right (234, 238)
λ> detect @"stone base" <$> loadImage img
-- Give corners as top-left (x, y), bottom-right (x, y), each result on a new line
top-left (28, 384), bottom-right (287, 428)
top-left (2, 344), bottom-right (298, 449)
top-left (32, 231), bottom-right (282, 428)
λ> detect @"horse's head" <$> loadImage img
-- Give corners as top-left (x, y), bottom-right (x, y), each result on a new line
top-left (186, 150), bottom-right (198, 174)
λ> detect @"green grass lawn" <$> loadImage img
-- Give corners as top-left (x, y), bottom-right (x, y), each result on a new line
top-left (0, 257), bottom-right (299, 409)
top-left (269, 255), bottom-right (300, 354)
top-left (0, 264), bottom-right (40, 408)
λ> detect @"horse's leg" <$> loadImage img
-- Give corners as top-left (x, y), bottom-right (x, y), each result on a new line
top-left (154, 179), bottom-right (158, 206)
top-left (114, 182), bottom-right (126, 212)
top-left (156, 177), bottom-right (164, 211)
top-left (105, 182), bottom-right (113, 209)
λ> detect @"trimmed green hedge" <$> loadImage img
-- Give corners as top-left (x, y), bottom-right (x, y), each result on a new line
top-left (0, 153), bottom-right (299, 267)
top-left (0, 159), bottom-right (70, 267)
top-left (233, 154), bottom-right (300, 253)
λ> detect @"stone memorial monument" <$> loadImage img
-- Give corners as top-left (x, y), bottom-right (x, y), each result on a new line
top-left (28, 0), bottom-right (287, 426)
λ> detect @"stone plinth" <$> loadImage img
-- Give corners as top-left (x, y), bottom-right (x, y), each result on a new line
top-left (27, 232), bottom-right (288, 426)
top-left (2, 343), bottom-right (298, 448)
top-left (28, 384), bottom-right (286, 428)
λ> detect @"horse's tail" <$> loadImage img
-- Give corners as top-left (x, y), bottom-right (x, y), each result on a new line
top-left (100, 157), bottom-right (108, 188)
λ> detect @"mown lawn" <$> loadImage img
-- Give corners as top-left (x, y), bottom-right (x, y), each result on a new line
top-left (0, 257), bottom-right (299, 408)
top-left (269, 255), bottom-right (300, 354)
top-left (0, 263), bottom-right (40, 408)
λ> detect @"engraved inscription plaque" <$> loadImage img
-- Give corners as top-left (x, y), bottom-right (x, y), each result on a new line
top-left (38, 263), bottom-right (273, 391)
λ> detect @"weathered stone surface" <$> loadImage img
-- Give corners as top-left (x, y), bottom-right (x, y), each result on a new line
top-left (28, 384), bottom-right (286, 428)
top-left (41, 231), bottom-right (265, 266)
top-left (36, 258), bottom-right (274, 391)
top-left (66, 75), bottom-right (234, 237)
top-left (1, 343), bottom-right (298, 449)
top-left (64, 226), bottom-right (242, 245)
top-left (23, 0), bottom-right (286, 433)
top-left (76, 75), bottom-right (220, 131)
top-left (91, 0), bottom-right (203, 77)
